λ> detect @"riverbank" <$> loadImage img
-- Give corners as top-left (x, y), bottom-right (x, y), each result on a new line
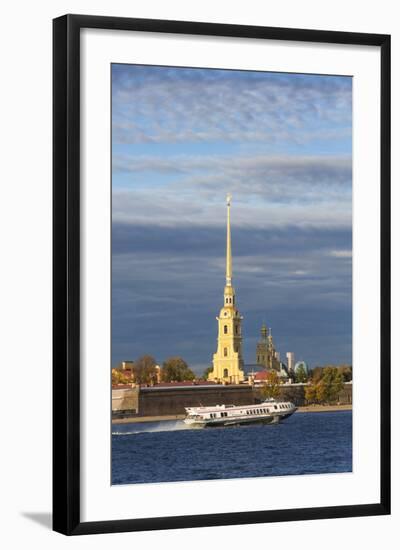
top-left (112, 404), bottom-right (351, 424)
top-left (296, 404), bottom-right (352, 413)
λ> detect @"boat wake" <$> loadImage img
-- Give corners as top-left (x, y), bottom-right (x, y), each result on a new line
top-left (112, 420), bottom-right (189, 436)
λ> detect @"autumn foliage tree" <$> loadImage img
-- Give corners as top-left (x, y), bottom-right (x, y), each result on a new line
top-left (260, 370), bottom-right (282, 399)
top-left (305, 367), bottom-right (345, 404)
top-left (312, 365), bottom-right (352, 383)
top-left (161, 357), bottom-right (195, 382)
top-left (320, 367), bottom-right (345, 403)
top-left (304, 383), bottom-right (317, 404)
top-left (111, 369), bottom-right (132, 385)
top-left (133, 355), bottom-right (158, 385)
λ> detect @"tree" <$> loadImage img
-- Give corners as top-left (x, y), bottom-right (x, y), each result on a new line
top-left (304, 383), bottom-right (317, 404)
top-left (295, 365), bottom-right (308, 383)
top-left (315, 380), bottom-right (327, 403)
top-left (260, 370), bottom-right (282, 399)
top-left (311, 364), bottom-right (352, 383)
top-left (320, 367), bottom-right (344, 403)
top-left (306, 367), bottom-right (344, 404)
top-left (202, 366), bottom-right (213, 380)
top-left (337, 365), bottom-right (352, 382)
top-left (161, 357), bottom-right (195, 382)
top-left (111, 369), bottom-right (132, 385)
top-left (133, 355), bottom-right (158, 385)
top-left (310, 366), bottom-right (324, 382)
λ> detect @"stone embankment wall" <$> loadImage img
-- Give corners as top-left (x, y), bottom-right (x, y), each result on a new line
top-left (138, 385), bottom-right (253, 416)
top-left (112, 386), bottom-right (139, 418)
top-left (111, 382), bottom-right (352, 417)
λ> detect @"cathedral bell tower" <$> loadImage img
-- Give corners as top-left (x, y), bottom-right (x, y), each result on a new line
top-left (208, 195), bottom-right (244, 384)
top-left (256, 323), bottom-right (280, 371)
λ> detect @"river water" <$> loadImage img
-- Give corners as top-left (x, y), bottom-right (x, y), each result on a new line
top-left (112, 410), bottom-right (352, 485)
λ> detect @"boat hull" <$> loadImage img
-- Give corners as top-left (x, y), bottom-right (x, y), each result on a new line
top-left (184, 408), bottom-right (296, 428)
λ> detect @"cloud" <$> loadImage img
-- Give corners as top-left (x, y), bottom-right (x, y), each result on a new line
top-left (112, 66), bottom-right (351, 145)
top-left (111, 223), bottom-right (352, 370)
top-left (113, 153), bottom-right (351, 187)
top-left (329, 249), bottom-right (352, 258)
top-left (112, 190), bottom-right (351, 230)
top-left (112, 153), bottom-right (352, 229)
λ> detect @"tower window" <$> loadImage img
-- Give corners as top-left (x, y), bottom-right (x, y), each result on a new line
top-left (224, 347), bottom-right (228, 357)
top-left (224, 325), bottom-right (228, 334)
top-left (223, 368), bottom-right (228, 378)
top-left (235, 325), bottom-right (239, 335)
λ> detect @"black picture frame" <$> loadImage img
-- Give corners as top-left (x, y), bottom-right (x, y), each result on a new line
top-left (53, 14), bottom-right (391, 536)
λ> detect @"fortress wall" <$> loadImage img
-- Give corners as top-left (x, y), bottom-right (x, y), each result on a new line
top-left (138, 385), bottom-right (254, 416)
top-left (112, 382), bottom-right (352, 417)
top-left (112, 387), bottom-right (140, 417)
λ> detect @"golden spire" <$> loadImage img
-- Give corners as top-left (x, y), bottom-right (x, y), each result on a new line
top-left (226, 194), bottom-right (232, 286)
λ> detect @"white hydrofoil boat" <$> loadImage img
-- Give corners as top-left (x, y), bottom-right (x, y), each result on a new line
top-left (184, 398), bottom-right (296, 428)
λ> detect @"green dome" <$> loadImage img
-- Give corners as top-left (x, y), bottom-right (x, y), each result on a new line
top-left (294, 361), bottom-right (309, 374)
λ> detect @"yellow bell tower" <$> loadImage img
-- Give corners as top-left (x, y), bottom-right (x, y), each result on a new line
top-left (208, 195), bottom-right (244, 384)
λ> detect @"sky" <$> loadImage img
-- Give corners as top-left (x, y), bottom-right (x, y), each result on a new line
top-left (111, 64), bottom-right (352, 375)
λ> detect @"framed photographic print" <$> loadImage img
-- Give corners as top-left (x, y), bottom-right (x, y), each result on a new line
top-left (53, 14), bottom-right (391, 535)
